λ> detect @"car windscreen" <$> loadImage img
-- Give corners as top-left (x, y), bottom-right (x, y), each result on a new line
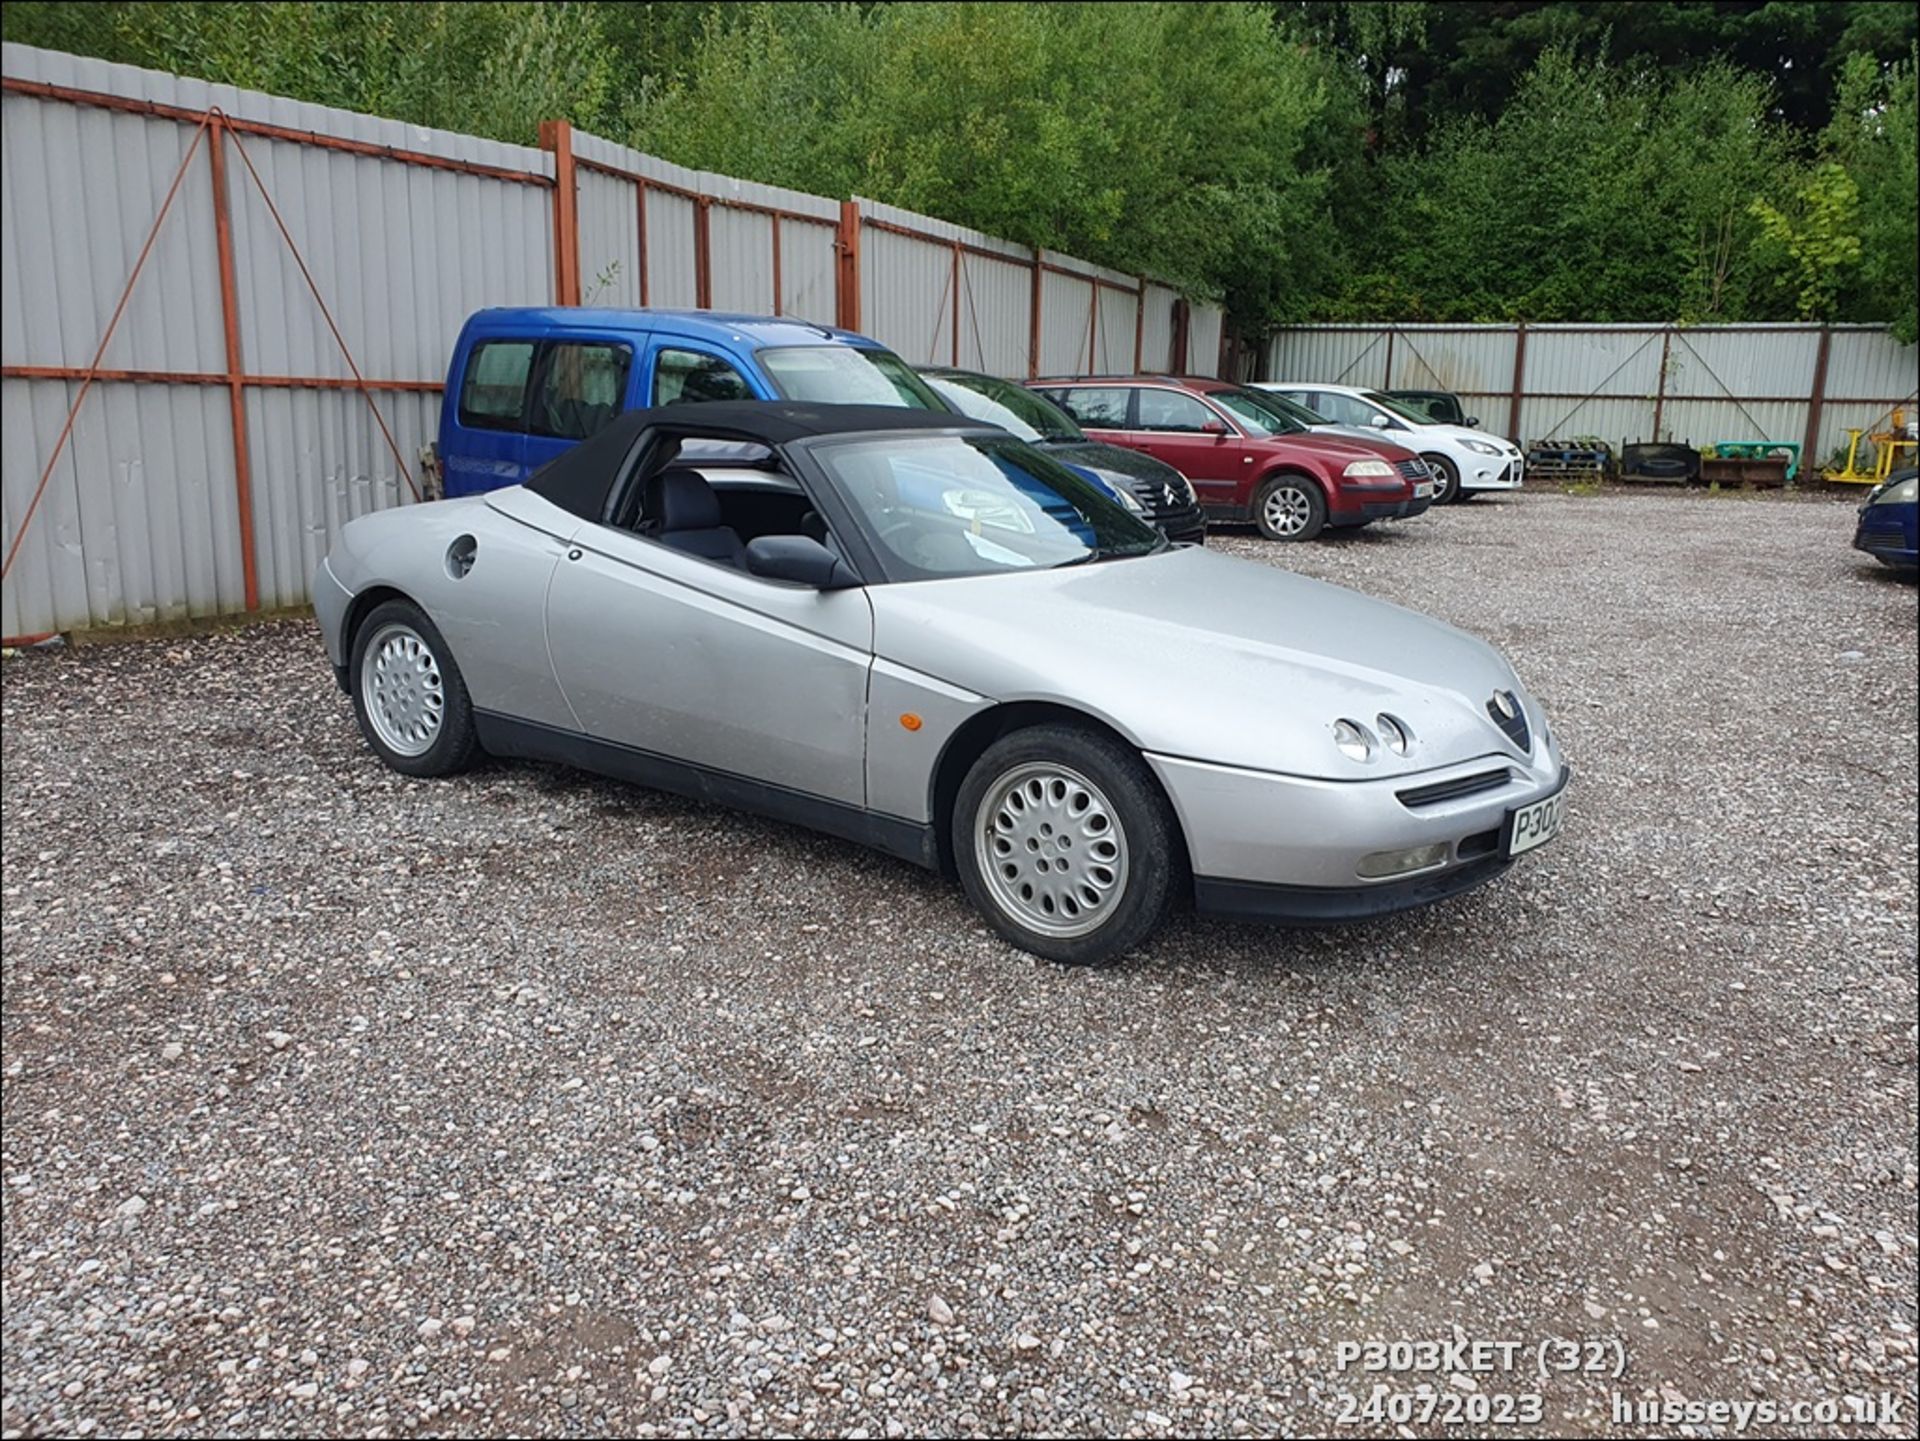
top-left (924, 375), bottom-right (1085, 444)
top-left (814, 433), bottom-right (1164, 581)
top-left (1209, 387), bottom-right (1307, 436)
top-left (1238, 389), bottom-right (1328, 431)
top-left (1361, 390), bottom-right (1437, 426)
top-left (759, 345), bottom-right (946, 409)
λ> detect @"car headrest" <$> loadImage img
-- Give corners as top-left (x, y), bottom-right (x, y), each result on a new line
top-left (651, 467), bottom-right (724, 532)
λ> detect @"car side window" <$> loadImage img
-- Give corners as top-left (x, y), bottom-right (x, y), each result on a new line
top-left (655, 348), bottom-right (754, 406)
top-left (1135, 389), bottom-right (1218, 433)
top-left (533, 342), bottom-right (633, 440)
top-left (1055, 387), bottom-right (1131, 429)
top-left (457, 340), bottom-right (535, 430)
top-left (1313, 392), bottom-right (1366, 427)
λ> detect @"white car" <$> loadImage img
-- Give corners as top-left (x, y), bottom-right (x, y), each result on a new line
top-left (1256, 382), bottom-right (1524, 504)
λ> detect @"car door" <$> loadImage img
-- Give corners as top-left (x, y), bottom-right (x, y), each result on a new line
top-left (1130, 387), bottom-right (1247, 512)
top-left (521, 337), bottom-right (640, 476)
top-left (542, 513), bottom-right (873, 807)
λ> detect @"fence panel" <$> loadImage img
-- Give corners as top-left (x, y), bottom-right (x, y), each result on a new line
top-left (1263, 321), bottom-right (1917, 458)
top-left (3, 45), bottom-right (1227, 637)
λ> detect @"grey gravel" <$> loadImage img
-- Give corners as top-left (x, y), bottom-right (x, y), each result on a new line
top-left (3, 486), bottom-right (1915, 1438)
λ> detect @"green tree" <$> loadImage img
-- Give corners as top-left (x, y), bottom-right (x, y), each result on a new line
top-left (1750, 164), bottom-right (1863, 321)
top-left (1824, 48), bottom-right (1919, 341)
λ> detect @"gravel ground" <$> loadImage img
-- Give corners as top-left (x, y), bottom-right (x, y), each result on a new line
top-left (3, 486), bottom-right (1915, 1439)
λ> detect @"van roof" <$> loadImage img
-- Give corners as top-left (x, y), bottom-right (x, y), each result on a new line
top-left (464, 307), bottom-right (884, 349)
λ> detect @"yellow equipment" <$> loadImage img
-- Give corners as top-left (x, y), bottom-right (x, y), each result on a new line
top-left (1823, 408), bottom-right (1919, 485)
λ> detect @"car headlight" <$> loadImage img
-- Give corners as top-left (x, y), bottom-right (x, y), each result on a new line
top-left (1870, 476), bottom-right (1918, 507)
top-left (1342, 459), bottom-right (1395, 479)
top-left (1332, 718), bottom-right (1375, 762)
top-left (1461, 439), bottom-right (1502, 456)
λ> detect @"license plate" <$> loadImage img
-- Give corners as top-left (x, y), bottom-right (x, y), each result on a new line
top-left (1414, 481), bottom-right (1434, 498)
top-left (1506, 791), bottom-right (1566, 856)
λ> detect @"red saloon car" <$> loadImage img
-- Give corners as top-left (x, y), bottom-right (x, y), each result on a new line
top-left (1032, 375), bottom-right (1433, 541)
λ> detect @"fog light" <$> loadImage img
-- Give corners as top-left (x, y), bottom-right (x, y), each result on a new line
top-left (1357, 843), bottom-right (1451, 879)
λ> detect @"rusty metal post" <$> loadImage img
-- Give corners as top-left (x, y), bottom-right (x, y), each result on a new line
top-left (1086, 279), bottom-right (1099, 372)
top-left (207, 114), bottom-right (261, 612)
top-left (1507, 323), bottom-right (1528, 443)
top-left (538, 119), bottom-right (581, 306)
top-left (951, 242), bottom-right (962, 365)
top-left (1171, 298), bottom-right (1189, 374)
top-left (1651, 327), bottom-right (1673, 441)
top-left (1802, 325), bottom-right (1832, 469)
top-left (635, 177), bottom-right (650, 306)
top-left (1027, 255), bottom-right (1043, 379)
top-left (771, 216), bottom-right (783, 317)
top-left (1132, 279), bottom-right (1146, 373)
top-left (693, 197), bottom-right (713, 309)
top-left (835, 200), bottom-right (861, 331)
top-left (1383, 329), bottom-right (1396, 389)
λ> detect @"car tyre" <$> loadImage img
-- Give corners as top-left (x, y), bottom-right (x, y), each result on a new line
top-left (1423, 453), bottom-right (1462, 504)
top-left (1254, 475), bottom-right (1327, 542)
top-left (953, 724), bottom-right (1180, 965)
top-left (349, 598), bottom-right (480, 777)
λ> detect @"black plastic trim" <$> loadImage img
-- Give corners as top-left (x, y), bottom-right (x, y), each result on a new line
top-left (1397, 768), bottom-right (1513, 809)
top-left (472, 711), bottom-right (938, 870)
top-left (1193, 854), bottom-right (1513, 926)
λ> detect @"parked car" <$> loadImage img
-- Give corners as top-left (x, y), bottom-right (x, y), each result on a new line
top-left (918, 367), bottom-right (1206, 544)
top-left (314, 402), bottom-right (1569, 965)
top-left (1388, 388), bottom-right (1477, 428)
top-left (1852, 468), bottom-right (1918, 575)
top-left (1031, 376), bottom-right (1432, 541)
top-left (1256, 382), bottom-right (1523, 504)
top-left (435, 307), bottom-right (946, 496)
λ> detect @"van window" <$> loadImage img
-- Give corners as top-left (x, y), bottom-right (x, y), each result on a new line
top-left (654, 348), bottom-right (754, 406)
top-left (457, 341), bottom-right (535, 430)
top-left (533, 343), bottom-right (633, 440)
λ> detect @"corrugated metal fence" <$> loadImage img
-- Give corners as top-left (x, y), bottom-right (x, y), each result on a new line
top-left (1260, 323), bottom-right (1919, 461)
top-left (1, 42), bottom-right (1225, 640)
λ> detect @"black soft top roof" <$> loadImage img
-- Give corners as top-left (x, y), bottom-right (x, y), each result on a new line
top-left (526, 402), bottom-right (978, 521)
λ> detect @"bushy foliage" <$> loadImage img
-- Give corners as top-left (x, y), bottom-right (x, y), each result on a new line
top-left (3, 1), bottom-right (1914, 338)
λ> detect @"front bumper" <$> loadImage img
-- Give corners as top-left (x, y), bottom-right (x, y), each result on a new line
top-left (1853, 512), bottom-right (1918, 569)
top-left (1464, 455), bottom-right (1524, 491)
top-left (1149, 740), bottom-right (1568, 921)
top-left (1352, 493), bottom-right (1432, 523)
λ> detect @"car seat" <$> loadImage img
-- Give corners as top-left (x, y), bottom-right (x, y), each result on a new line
top-left (647, 469), bottom-right (746, 565)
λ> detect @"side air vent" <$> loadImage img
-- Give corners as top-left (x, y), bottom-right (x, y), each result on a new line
top-left (446, 534), bottom-right (477, 580)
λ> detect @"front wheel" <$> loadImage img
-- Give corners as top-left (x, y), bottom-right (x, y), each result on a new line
top-left (1423, 453), bottom-right (1462, 504)
top-left (953, 725), bottom-right (1180, 965)
top-left (349, 599), bottom-right (480, 777)
top-left (1254, 475), bottom-right (1327, 541)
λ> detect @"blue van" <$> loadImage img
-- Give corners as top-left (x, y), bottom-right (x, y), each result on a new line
top-left (435, 308), bottom-right (948, 497)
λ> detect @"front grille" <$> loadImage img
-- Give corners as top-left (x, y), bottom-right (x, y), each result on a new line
top-left (1488, 693), bottom-right (1532, 751)
top-left (1395, 458), bottom-right (1430, 483)
top-left (1397, 768), bottom-right (1514, 809)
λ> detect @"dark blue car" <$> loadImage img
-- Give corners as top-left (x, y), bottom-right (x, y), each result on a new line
top-left (1852, 468), bottom-right (1918, 575)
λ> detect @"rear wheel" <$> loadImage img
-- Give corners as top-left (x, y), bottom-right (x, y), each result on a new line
top-left (1423, 453), bottom-right (1461, 504)
top-left (349, 599), bottom-right (480, 777)
top-left (1254, 475), bottom-right (1327, 541)
top-left (953, 725), bottom-right (1179, 965)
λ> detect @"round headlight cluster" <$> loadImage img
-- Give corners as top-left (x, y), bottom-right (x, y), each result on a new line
top-left (1332, 714), bottom-right (1415, 762)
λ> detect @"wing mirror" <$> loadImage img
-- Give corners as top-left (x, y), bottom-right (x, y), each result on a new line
top-left (1203, 418), bottom-right (1230, 440)
top-left (1369, 412), bottom-right (1392, 429)
top-left (744, 535), bottom-right (861, 590)
top-left (1466, 415), bottom-right (1481, 429)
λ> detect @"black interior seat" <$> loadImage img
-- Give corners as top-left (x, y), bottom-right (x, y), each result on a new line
top-left (647, 468), bottom-right (746, 565)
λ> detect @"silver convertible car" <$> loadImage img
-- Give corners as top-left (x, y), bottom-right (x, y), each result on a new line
top-left (314, 402), bottom-right (1569, 964)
